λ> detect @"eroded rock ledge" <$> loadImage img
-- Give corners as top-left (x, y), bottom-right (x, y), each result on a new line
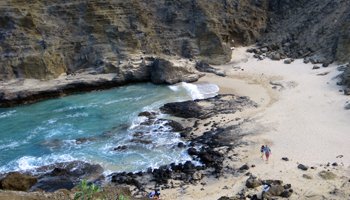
top-left (0, 57), bottom-right (201, 107)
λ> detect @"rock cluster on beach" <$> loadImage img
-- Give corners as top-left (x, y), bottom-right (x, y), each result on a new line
top-left (109, 94), bottom-right (258, 194)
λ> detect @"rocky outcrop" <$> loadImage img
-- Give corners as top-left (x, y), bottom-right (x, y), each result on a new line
top-left (0, 172), bottom-right (37, 191)
top-left (0, 161), bottom-right (104, 192)
top-left (0, 57), bottom-right (200, 107)
top-left (261, 0), bottom-right (350, 64)
top-left (0, 0), bottom-right (269, 81)
top-left (150, 58), bottom-right (200, 84)
top-left (160, 94), bottom-right (257, 119)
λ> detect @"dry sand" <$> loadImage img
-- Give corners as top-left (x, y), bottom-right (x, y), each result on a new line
top-left (161, 47), bottom-right (350, 200)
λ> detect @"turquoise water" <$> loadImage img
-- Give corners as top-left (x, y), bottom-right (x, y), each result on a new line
top-left (0, 82), bottom-right (218, 173)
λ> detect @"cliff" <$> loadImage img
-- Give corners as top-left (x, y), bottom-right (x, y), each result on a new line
top-left (0, 0), bottom-right (268, 81)
top-left (1, 0), bottom-right (350, 106)
top-left (263, 0), bottom-right (350, 63)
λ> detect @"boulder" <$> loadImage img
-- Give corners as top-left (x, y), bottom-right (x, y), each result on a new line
top-left (150, 58), bottom-right (200, 84)
top-left (297, 164), bottom-right (309, 171)
top-left (246, 176), bottom-right (262, 188)
top-left (0, 172), bottom-right (37, 191)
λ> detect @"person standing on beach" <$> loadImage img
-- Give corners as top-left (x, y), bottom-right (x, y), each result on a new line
top-left (263, 145), bottom-right (271, 161)
top-left (260, 145), bottom-right (265, 159)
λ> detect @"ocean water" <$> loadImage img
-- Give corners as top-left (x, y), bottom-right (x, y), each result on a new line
top-left (0, 82), bottom-right (219, 174)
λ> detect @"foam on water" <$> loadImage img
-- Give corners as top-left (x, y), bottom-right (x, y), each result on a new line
top-left (0, 154), bottom-right (76, 173)
top-left (0, 110), bottom-right (16, 119)
top-left (169, 82), bottom-right (219, 100)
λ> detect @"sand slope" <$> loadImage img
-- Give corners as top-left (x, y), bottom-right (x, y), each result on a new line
top-left (162, 47), bottom-right (350, 200)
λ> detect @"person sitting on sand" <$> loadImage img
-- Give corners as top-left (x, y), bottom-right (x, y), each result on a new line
top-left (260, 145), bottom-right (265, 159)
top-left (263, 145), bottom-right (271, 161)
top-left (148, 189), bottom-right (160, 199)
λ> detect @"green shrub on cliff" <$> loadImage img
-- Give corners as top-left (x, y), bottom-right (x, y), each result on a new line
top-left (74, 179), bottom-right (101, 200)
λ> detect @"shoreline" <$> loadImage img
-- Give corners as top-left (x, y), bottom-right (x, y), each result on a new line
top-left (0, 47), bottom-right (349, 199)
top-left (160, 47), bottom-right (350, 199)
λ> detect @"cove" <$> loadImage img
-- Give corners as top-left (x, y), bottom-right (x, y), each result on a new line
top-left (0, 82), bottom-right (218, 174)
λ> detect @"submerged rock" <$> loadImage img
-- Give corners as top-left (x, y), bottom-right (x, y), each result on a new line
top-left (30, 161), bottom-right (104, 192)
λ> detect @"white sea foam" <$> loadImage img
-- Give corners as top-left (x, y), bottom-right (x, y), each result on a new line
top-left (0, 110), bottom-right (16, 119)
top-left (65, 112), bottom-right (89, 118)
top-left (169, 82), bottom-right (219, 100)
top-left (0, 154), bottom-right (76, 173)
top-left (53, 104), bottom-right (98, 113)
top-left (0, 141), bottom-right (20, 150)
top-left (104, 97), bottom-right (133, 105)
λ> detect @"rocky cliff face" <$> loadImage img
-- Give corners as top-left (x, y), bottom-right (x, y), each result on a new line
top-left (0, 0), bottom-right (268, 81)
top-left (263, 0), bottom-right (350, 63)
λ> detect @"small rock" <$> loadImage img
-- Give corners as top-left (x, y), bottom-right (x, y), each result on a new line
top-left (282, 157), bottom-right (289, 161)
top-left (280, 189), bottom-right (293, 198)
top-left (260, 47), bottom-right (268, 53)
top-left (312, 65), bottom-right (320, 70)
top-left (283, 184), bottom-right (292, 189)
top-left (192, 171), bottom-right (202, 181)
top-left (113, 145), bottom-right (127, 151)
top-left (284, 59), bottom-right (293, 64)
top-left (319, 170), bottom-right (337, 180)
top-left (271, 52), bottom-right (281, 60)
top-left (331, 162), bottom-right (338, 166)
top-left (217, 196), bottom-right (235, 200)
top-left (302, 174), bottom-right (313, 179)
top-left (298, 164), bottom-right (309, 171)
top-left (246, 48), bottom-right (255, 53)
top-left (303, 58), bottom-right (310, 64)
top-left (344, 89), bottom-right (350, 95)
top-left (239, 164), bottom-right (250, 171)
top-left (177, 142), bottom-right (185, 148)
top-left (322, 62), bottom-right (331, 67)
top-left (344, 103), bottom-right (350, 110)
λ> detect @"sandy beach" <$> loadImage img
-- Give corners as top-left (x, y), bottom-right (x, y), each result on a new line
top-left (161, 47), bottom-right (350, 200)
